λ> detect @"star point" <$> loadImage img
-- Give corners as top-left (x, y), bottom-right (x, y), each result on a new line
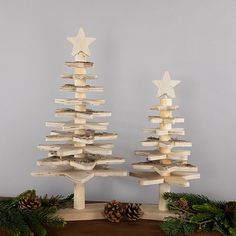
top-left (67, 28), bottom-right (96, 59)
top-left (153, 71), bottom-right (181, 98)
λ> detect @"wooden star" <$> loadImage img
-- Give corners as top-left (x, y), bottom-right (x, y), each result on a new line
top-left (32, 166), bottom-right (127, 184)
top-left (132, 161), bottom-right (197, 176)
top-left (153, 71), bottom-right (181, 98)
top-left (130, 171), bottom-right (200, 187)
top-left (67, 28), bottom-right (96, 58)
top-left (37, 154), bottom-right (125, 171)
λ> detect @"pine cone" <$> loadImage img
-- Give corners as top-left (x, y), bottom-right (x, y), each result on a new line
top-left (47, 195), bottom-right (60, 207)
top-left (225, 201), bottom-right (236, 212)
top-left (178, 198), bottom-right (189, 210)
top-left (125, 203), bottom-right (143, 221)
top-left (18, 190), bottom-right (41, 210)
top-left (104, 200), bottom-right (124, 223)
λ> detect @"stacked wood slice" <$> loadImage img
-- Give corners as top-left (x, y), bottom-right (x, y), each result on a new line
top-left (130, 72), bottom-right (200, 211)
top-left (32, 52), bottom-right (127, 210)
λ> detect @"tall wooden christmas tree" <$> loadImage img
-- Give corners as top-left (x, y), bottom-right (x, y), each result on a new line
top-left (130, 71), bottom-right (200, 212)
top-left (32, 28), bottom-right (127, 211)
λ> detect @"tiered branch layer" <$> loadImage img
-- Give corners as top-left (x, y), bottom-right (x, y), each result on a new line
top-left (131, 97), bottom-right (199, 211)
top-left (32, 61), bottom-right (127, 209)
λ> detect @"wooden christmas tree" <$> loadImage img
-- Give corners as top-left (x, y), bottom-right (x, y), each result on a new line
top-left (32, 28), bottom-right (127, 211)
top-left (130, 71), bottom-right (200, 212)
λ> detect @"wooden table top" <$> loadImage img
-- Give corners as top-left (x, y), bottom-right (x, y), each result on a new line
top-left (0, 219), bottom-right (221, 236)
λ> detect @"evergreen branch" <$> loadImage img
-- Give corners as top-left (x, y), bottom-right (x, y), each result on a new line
top-left (161, 192), bottom-right (236, 236)
top-left (0, 190), bottom-right (70, 236)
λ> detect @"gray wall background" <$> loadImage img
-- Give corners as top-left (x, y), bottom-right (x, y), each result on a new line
top-left (0, 0), bottom-right (236, 203)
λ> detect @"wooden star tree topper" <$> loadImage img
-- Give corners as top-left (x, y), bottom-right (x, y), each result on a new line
top-left (153, 71), bottom-right (180, 98)
top-left (67, 28), bottom-right (96, 62)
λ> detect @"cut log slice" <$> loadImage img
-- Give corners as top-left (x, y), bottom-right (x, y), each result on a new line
top-left (70, 155), bottom-right (125, 170)
top-left (46, 121), bottom-right (109, 131)
top-left (46, 134), bottom-right (73, 142)
top-left (149, 116), bottom-right (184, 124)
top-left (171, 171), bottom-right (200, 180)
top-left (31, 166), bottom-right (127, 183)
top-left (37, 155), bottom-right (125, 170)
top-left (164, 175), bottom-right (190, 187)
top-left (130, 171), bottom-right (164, 185)
top-left (84, 145), bottom-right (112, 155)
top-left (37, 144), bottom-right (83, 156)
top-left (55, 98), bottom-right (105, 106)
top-left (167, 150), bottom-right (191, 161)
top-left (55, 108), bottom-right (111, 119)
top-left (94, 132), bottom-right (117, 140)
top-left (144, 128), bottom-right (185, 136)
top-left (134, 150), bottom-right (166, 160)
top-left (91, 143), bottom-right (114, 149)
top-left (150, 105), bottom-right (179, 111)
top-left (159, 139), bottom-right (192, 149)
top-left (60, 84), bottom-right (103, 93)
top-left (37, 156), bottom-right (72, 167)
top-left (142, 137), bottom-right (159, 147)
top-left (85, 122), bottom-right (109, 131)
top-left (142, 137), bottom-right (192, 148)
top-left (45, 131), bottom-right (117, 144)
top-left (135, 149), bottom-right (190, 161)
top-left (132, 161), bottom-right (198, 176)
top-left (61, 74), bottom-right (97, 80)
top-left (65, 61), bottom-right (93, 68)
top-left (31, 167), bottom-right (95, 184)
top-left (92, 166), bottom-right (128, 177)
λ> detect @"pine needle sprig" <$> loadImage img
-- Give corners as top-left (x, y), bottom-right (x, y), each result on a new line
top-left (161, 192), bottom-right (236, 236)
top-left (40, 194), bottom-right (73, 208)
top-left (0, 190), bottom-right (71, 236)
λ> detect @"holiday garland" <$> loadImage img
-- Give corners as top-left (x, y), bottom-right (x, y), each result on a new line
top-left (160, 192), bottom-right (236, 236)
top-left (0, 190), bottom-right (73, 236)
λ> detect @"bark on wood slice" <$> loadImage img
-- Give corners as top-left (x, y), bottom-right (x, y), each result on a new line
top-left (55, 108), bottom-right (112, 119)
top-left (130, 171), bottom-right (164, 185)
top-left (130, 169), bottom-right (199, 187)
top-left (150, 105), bottom-right (179, 111)
top-left (61, 74), bottom-right (97, 80)
top-left (135, 149), bottom-right (190, 161)
top-left (31, 166), bottom-right (127, 184)
top-left (55, 98), bottom-right (105, 106)
top-left (65, 61), bottom-right (93, 68)
top-left (149, 116), bottom-right (184, 124)
top-left (142, 137), bottom-right (192, 148)
top-left (144, 128), bottom-right (185, 136)
top-left (60, 84), bottom-right (103, 92)
top-left (46, 121), bottom-right (109, 131)
top-left (37, 154), bottom-right (125, 171)
top-left (132, 161), bottom-right (198, 176)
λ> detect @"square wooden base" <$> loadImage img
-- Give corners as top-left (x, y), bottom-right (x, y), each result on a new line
top-left (56, 203), bottom-right (174, 221)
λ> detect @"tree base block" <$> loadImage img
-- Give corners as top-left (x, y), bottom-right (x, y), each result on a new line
top-left (57, 203), bottom-right (174, 221)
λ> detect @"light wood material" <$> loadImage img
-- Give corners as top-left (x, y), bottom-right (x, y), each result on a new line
top-left (61, 74), bottom-right (98, 80)
top-left (67, 28), bottom-right (96, 58)
top-left (74, 183), bottom-right (85, 210)
top-left (60, 84), bottom-right (103, 92)
top-left (56, 203), bottom-right (174, 221)
top-left (37, 155), bottom-right (125, 171)
top-left (32, 167), bottom-right (127, 184)
top-left (131, 71), bottom-right (200, 212)
top-left (153, 71), bottom-right (180, 98)
top-left (32, 29), bottom-right (127, 212)
top-left (159, 183), bottom-right (171, 211)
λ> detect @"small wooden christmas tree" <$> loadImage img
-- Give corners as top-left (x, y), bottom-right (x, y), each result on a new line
top-left (130, 71), bottom-right (200, 212)
top-left (32, 28), bottom-right (127, 211)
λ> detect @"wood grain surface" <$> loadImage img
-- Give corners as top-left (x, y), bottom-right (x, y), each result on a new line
top-left (0, 220), bottom-right (221, 236)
